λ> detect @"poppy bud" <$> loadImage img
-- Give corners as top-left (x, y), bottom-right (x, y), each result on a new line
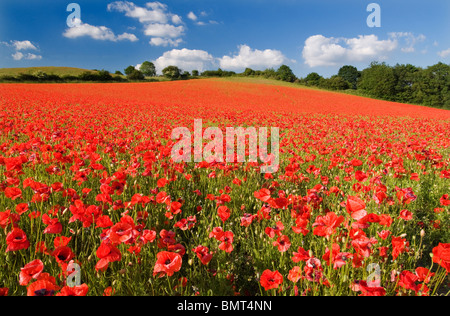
top-left (420, 230), bottom-right (425, 238)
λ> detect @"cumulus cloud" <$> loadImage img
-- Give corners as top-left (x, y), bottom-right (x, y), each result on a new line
top-left (63, 19), bottom-right (138, 42)
top-left (302, 34), bottom-right (398, 67)
top-left (389, 32), bottom-right (426, 53)
top-left (149, 37), bottom-right (183, 47)
top-left (438, 48), bottom-right (450, 58)
top-left (187, 11), bottom-right (198, 21)
top-left (219, 45), bottom-right (290, 71)
top-left (108, 1), bottom-right (184, 47)
top-left (187, 10), bottom-right (218, 26)
top-left (143, 23), bottom-right (184, 38)
top-left (11, 40), bottom-right (38, 51)
top-left (153, 48), bottom-right (215, 73)
top-left (12, 52), bottom-right (42, 61)
top-left (2, 40), bottom-right (42, 61)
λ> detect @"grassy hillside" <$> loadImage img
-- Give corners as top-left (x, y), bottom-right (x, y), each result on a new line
top-left (0, 66), bottom-right (97, 77)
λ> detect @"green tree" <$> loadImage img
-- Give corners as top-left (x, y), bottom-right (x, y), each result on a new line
top-left (337, 65), bottom-right (360, 89)
top-left (97, 70), bottom-right (113, 82)
top-left (304, 72), bottom-right (323, 86)
top-left (412, 62), bottom-right (450, 108)
top-left (392, 64), bottom-right (420, 103)
top-left (325, 75), bottom-right (350, 90)
top-left (358, 62), bottom-right (396, 100)
top-left (162, 66), bottom-right (181, 80)
top-left (124, 65), bottom-right (136, 76)
top-left (127, 69), bottom-right (145, 81)
top-left (276, 65), bottom-right (296, 82)
top-left (243, 68), bottom-right (255, 76)
top-left (140, 61), bottom-right (156, 77)
top-left (192, 70), bottom-right (199, 77)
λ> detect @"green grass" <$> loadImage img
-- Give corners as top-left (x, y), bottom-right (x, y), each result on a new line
top-left (0, 67), bottom-right (98, 77)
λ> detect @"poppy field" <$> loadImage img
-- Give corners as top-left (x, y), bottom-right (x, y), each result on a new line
top-left (0, 78), bottom-right (449, 296)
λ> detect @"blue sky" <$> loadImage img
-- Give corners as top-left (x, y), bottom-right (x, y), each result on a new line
top-left (1, 0), bottom-right (449, 77)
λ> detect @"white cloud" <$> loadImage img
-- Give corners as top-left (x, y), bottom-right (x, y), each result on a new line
top-left (153, 48), bottom-right (215, 73)
top-left (438, 48), bottom-right (450, 58)
top-left (143, 23), bottom-right (184, 38)
top-left (149, 37), bottom-right (183, 47)
top-left (187, 11), bottom-right (198, 21)
top-left (389, 32), bottom-right (426, 53)
top-left (63, 19), bottom-right (138, 42)
top-left (11, 40), bottom-right (38, 51)
top-left (302, 34), bottom-right (398, 67)
top-left (108, 1), bottom-right (172, 24)
top-left (108, 1), bottom-right (184, 46)
top-left (219, 45), bottom-right (290, 71)
top-left (117, 33), bottom-right (139, 42)
top-left (12, 52), bottom-right (42, 61)
top-left (12, 52), bottom-right (24, 61)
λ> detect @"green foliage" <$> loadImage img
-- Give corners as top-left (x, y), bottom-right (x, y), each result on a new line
top-left (412, 62), bottom-right (450, 109)
top-left (127, 69), bottom-right (145, 81)
top-left (338, 65), bottom-right (361, 89)
top-left (304, 72), bottom-right (323, 86)
top-left (140, 61), bottom-right (157, 77)
top-left (162, 65), bottom-right (182, 80)
top-left (321, 75), bottom-right (350, 91)
top-left (124, 65), bottom-right (136, 76)
top-left (358, 62), bottom-right (397, 100)
top-left (276, 65), bottom-right (297, 82)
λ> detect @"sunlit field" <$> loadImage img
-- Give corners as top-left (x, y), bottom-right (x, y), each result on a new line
top-left (0, 79), bottom-right (449, 296)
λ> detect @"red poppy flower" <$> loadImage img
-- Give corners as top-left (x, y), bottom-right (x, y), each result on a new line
top-left (265, 221), bottom-right (284, 238)
top-left (346, 196), bottom-right (367, 220)
top-left (351, 280), bottom-right (386, 296)
top-left (4, 187), bottom-right (22, 200)
top-left (217, 205), bottom-right (231, 222)
top-left (42, 214), bottom-right (63, 234)
top-left (0, 288), bottom-right (8, 296)
top-left (27, 279), bottom-right (58, 296)
top-left (109, 222), bottom-right (133, 245)
top-left (288, 266), bottom-right (302, 283)
top-left (392, 236), bottom-right (409, 260)
top-left (292, 246), bottom-right (312, 263)
top-left (273, 235), bottom-right (291, 252)
top-left (240, 213), bottom-right (256, 227)
top-left (153, 251), bottom-right (182, 277)
top-left (440, 194), bottom-right (450, 206)
top-left (15, 203), bottom-right (29, 215)
top-left (56, 284), bottom-right (89, 296)
top-left (312, 212), bottom-right (344, 237)
top-left (6, 228), bottom-right (30, 252)
top-left (192, 245), bottom-right (213, 265)
top-left (254, 188), bottom-right (272, 202)
top-left (399, 210), bottom-right (413, 221)
top-left (219, 231), bottom-right (234, 253)
top-left (432, 243), bottom-right (450, 272)
top-left (397, 270), bottom-right (419, 292)
top-left (19, 259), bottom-right (44, 286)
top-left (95, 241), bottom-right (122, 272)
top-left (377, 230), bottom-right (391, 240)
top-left (415, 267), bottom-right (435, 283)
top-left (52, 246), bottom-right (75, 263)
top-left (142, 230), bottom-right (157, 244)
top-left (260, 269), bottom-right (283, 291)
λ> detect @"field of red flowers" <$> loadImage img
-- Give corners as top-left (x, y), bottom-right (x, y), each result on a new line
top-left (0, 78), bottom-right (449, 296)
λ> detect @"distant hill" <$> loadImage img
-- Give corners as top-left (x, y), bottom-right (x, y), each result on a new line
top-left (0, 67), bottom-right (98, 77)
